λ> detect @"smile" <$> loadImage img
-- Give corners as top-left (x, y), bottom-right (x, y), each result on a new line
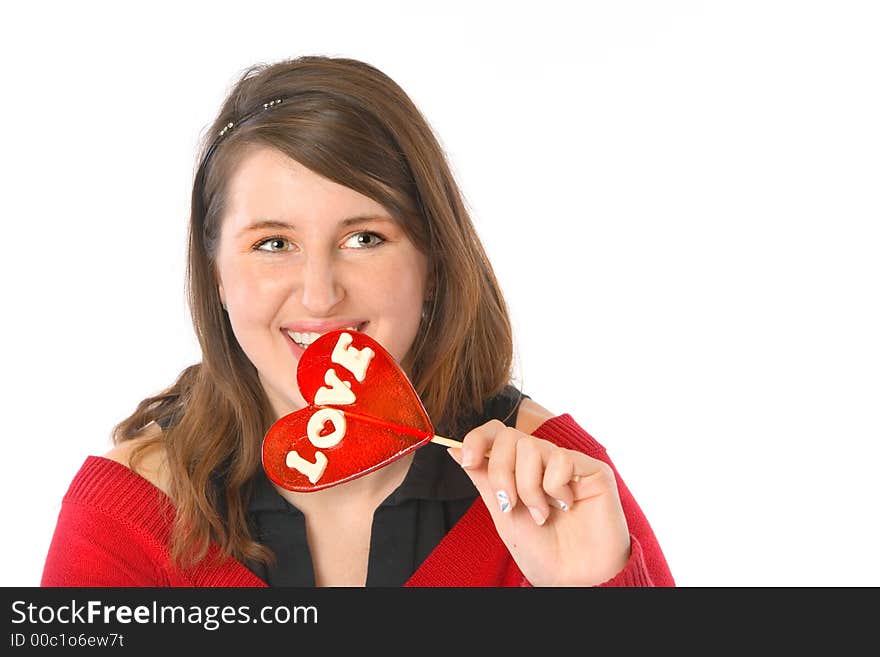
top-left (283, 322), bottom-right (367, 349)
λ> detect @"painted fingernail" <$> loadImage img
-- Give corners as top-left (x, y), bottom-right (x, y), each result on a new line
top-left (496, 490), bottom-right (511, 513)
top-left (553, 498), bottom-right (569, 511)
top-left (528, 506), bottom-right (547, 525)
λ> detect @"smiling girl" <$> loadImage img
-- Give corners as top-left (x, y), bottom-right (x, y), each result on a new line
top-left (42, 56), bottom-right (673, 587)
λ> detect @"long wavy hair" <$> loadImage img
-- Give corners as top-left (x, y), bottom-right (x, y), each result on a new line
top-left (112, 56), bottom-right (514, 568)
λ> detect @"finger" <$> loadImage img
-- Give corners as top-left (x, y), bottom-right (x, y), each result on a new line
top-left (459, 419), bottom-right (505, 469)
top-left (515, 438), bottom-right (551, 525)
top-left (455, 420), bottom-right (516, 515)
top-left (447, 447), bottom-right (495, 516)
top-left (486, 426), bottom-right (521, 514)
top-left (446, 446), bottom-right (463, 466)
top-left (570, 457), bottom-right (618, 502)
top-left (542, 449), bottom-right (577, 511)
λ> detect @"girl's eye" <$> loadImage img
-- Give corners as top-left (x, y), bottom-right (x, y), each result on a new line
top-left (255, 237), bottom-right (293, 252)
top-left (343, 231), bottom-right (385, 249)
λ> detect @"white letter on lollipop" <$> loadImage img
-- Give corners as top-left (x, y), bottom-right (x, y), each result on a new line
top-left (286, 451), bottom-right (329, 485)
top-left (284, 408), bottom-right (347, 484)
top-left (306, 408), bottom-right (347, 448)
top-left (313, 368), bottom-right (356, 406)
top-left (331, 332), bottom-right (374, 382)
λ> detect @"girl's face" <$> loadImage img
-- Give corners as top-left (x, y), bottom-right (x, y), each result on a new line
top-left (214, 146), bottom-right (429, 418)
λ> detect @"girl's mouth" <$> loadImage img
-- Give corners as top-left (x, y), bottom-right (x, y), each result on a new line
top-left (283, 322), bottom-right (368, 350)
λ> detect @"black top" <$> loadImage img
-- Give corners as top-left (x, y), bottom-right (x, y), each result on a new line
top-left (246, 385), bottom-right (527, 586)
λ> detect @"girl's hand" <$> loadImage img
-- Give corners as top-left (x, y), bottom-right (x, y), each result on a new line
top-left (449, 419), bottom-right (631, 586)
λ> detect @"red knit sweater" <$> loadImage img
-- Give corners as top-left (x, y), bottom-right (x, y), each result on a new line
top-left (41, 414), bottom-right (674, 587)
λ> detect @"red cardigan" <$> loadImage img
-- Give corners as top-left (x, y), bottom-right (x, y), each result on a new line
top-left (41, 414), bottom-right (674, 587)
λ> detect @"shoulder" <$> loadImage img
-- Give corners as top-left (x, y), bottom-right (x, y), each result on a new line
top-left (515, 397), bottom-right (558, 435)
top-left (103, 422), bottom-right (172, 498)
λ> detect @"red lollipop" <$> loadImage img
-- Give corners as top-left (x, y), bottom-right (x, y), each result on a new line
top-left (262, 329), bottom-right (453, 492)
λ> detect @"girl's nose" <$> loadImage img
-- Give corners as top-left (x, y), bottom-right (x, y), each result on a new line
top-left (299, 253), bottom-right (344, 316)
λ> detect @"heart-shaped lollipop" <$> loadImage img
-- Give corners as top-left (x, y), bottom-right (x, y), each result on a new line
top-left (262, 329), bottom-right (439, 492)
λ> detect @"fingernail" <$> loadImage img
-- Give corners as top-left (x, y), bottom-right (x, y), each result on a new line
top-left (553, 498), bottom-right (569, 511)
top-left (496, 490), bottom-right (511, 513)
top-left (461, 447), bottom-right (476, 468)
top-left (528, 506), bottom-right (547, 525)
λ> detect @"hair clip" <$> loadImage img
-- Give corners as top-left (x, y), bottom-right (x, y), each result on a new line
top-left (217, 98), bottom-right (283, 139)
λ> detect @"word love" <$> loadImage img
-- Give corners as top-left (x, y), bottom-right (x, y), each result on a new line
top-left (261, 329), bottom-right (434, 492)
top-left (285, 332), bottom-right (374, 484)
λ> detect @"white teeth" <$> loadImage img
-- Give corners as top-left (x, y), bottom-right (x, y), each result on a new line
top-left (288, 331), bottom-right (322, 346)
top-left (286, 327), bottom-right (359, 348)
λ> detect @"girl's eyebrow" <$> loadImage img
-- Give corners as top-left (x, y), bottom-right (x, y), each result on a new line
top-left (237, 219), bottom-right (294, 237)
top-left (340, 214), bottom-right (395, 228)
top-left (236, 214), bottom-right (394, 238)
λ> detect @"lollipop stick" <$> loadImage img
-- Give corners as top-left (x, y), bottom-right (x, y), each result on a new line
top-left (430, 435), bottom-right (582, 482)
top-left (429, 435), bottom-right (465, 449)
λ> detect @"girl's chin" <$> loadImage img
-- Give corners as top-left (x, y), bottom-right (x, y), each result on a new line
top-left (280, 395), bottom-right (308, 414)
top-left (261, 385), bottom-right (308, 419)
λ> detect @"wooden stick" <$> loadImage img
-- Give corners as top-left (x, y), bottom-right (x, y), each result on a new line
top-left (429, 435), bottom-right (465, 449)
top-left (431, 435), bottom-right (582, 482)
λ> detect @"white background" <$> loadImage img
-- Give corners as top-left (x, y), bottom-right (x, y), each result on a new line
top-left (1, 1), bottom-right (877, 587)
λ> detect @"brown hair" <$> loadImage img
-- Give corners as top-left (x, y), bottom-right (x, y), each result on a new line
top-left (112, 55), bottom-right (513, 568)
